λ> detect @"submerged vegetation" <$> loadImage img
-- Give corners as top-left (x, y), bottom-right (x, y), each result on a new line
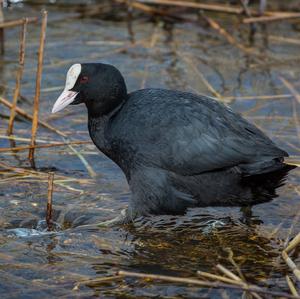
top-left (0, 0), bottom-right (300, 298)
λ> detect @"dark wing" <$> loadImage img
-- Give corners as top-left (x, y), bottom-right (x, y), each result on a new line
top-left (158, 93), bottom-right (287, 175)
top-left (110, 89), bottom-right (287, 175)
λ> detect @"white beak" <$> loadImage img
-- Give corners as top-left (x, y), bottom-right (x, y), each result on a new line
top-left (52, 90), bottom-right (78, 113)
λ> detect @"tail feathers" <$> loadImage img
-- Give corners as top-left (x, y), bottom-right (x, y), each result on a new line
top-left (239, 158), bottom-right (292, 176)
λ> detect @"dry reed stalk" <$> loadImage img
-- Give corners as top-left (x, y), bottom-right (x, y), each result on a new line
top-left (282, 233), bottom-right (300, 284)
top-left (66, 141), bottom-right (97, 178)
top-left (0, 140), bottom-right (91, 153)
top-left (177, 52), bottom-right (222, 100)
top-left (285, 233), bottom-right (300, 254)
top-left (0, 16), bottom-right (37, 29)
top-left (46, 172), bottom-right (54, 231)
top-left (0, 161), bottom-right (93, 184)
top-left (7, 18), bottom-right (28, 136)
top-left (0, 134), bottom-right (66, 144)
top-left (286, 275), bottom-right (299, 297)
top-left (140, 24), bottom-right (159, 89)
top-left (0, 97), bottom-right (67, 137)
top-left (223, 94), bottom-right (292, 101)
top-left (136, 0), bottom-right (296, 18)
top-left (216, 264), bottom-right (242, 282)
top-left (279, 77), bottom-right (300, 141)
top-left (200, 13), bottom-right (258, 58)
top-left (116, 0), bottom-right (188, 21)
top-left (0, 0), bottom-right (4, 54)
top-left (216, 264), bottom-right (262, 299)
top-left (263, 35), bottom-right (300, 46)
top-left (198, 270), bottom-right (262, 299)
top-left (136, 0), bottom-right (244, 14)
top-left (41, 37), bottom-right (149, 70)
top-left (243, 13), bottom-right (300, 24)
top-left (28, 10), bottom-right (48, 167)
top-left (197, 270), bottom-right (245, 286)
top-left (279, 77), bottom-right (300, 105)
top-left (117, 270), bottom-right (299, 298)
top-left (282, 251), bottom-right (300, 282)
top-left (225, 248), bottom-right (246, 282)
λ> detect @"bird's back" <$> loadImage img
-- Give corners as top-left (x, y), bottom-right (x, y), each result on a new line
top-left (107, 88), bottom-right (287, 176)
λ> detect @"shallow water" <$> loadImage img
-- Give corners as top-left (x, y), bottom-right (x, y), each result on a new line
top-left (0, 1), bottom-right (300, 298)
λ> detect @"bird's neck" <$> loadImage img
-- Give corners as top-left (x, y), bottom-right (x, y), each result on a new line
top-left (87, 99), bottom-right (125, 154)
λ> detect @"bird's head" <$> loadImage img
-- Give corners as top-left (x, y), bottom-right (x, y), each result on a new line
top-left (52, 63), bottom-right (127, 117)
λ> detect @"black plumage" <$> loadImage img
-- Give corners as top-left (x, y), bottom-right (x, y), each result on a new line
top-left (52, 63), bottom-right (293, 222)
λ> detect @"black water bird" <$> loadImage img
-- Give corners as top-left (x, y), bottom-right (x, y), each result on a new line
top-left (52, 63), bottom-right (293, 224)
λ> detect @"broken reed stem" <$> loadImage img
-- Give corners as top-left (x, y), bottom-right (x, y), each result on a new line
top-left (0, 140), bottom-right (91, 153)
top-left (200, 13), bottom-right (258, 58)
top-left (0, 1), bottom-right (4, 54)
top-left (197, 270), bottom-right (244, 286)
top-left (177, 52), bottom-right (222, 99)
top-left (137, 0), bottom-right (244, 14)
top-left (216, 264), bottom-right (262, 299)
top-left (286, 275), bottom-right (299, 297)
top-left (0, 97), bottom-right (67, 137)
top-left (116, 0), bottom-right (187, 21)
top-left (279, 77), bottom-right (300, 105)
top-left (117, 270), bottom-right (300, 298)
top-left (282, 251), bottom-right (300, 282)
top-left (66, 141), bottom-right (97, 178)
top-left (0, 16), bottom-right (37, 29)
top-left (7, 18), bottom-right (28, 136)
top-left (243, 13), bottom-right (300, 24)
top-left (46, 172), bottom-right (54, 231)
top-left (216, 264), bottom-right (241, 282)
top-left (282, 232), bottom-right (300, 284)
top-left (279, 77), bottom-right (300, 141)
top-left (135, 0), bottom-right (297, 19)
top-left (28, 10), bottom-right (47, 167)
top-left (285, 233), bottom-right (300, 254)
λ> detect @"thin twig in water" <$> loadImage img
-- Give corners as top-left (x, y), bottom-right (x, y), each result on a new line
top-left (225, 248), bottom-right (245, 282)
top-left (28, 10), bottom-right (47, 167)
top-left (282, 251), bottom-right (300, 282)
top-left (279, 77), bottom-right (300, 105)
top-left (0, 1), bottom-right (4, 54)
top-left (216, 264), bottom-right (262, 299)
top-left (223, 94), bottom-right (292, 101)
top-left (0, 140), bottom-right (91, 153)
top-left (285, 233), bottom-right (300, 254)
top-left (216, 264), bottom-right (243, 283)
top-left (7, 18), bottom-right (28, 136)
top-left (136, 0), bottom-right (244, 14)
top-left (243, 13), bottom-right (300, 24)
top-left (0, 17), bottom-right (37, 29)
top-left (140, 24), bottom-right (159, 89)
top-left (46, 172), bottom-right (54, 231)
top-left (286, 275), bottom-right (299, 297)
top-left (0, 97), bottom-right (67, 137)
top-left (197, 270), bottom-right (244, 286)
top-left (282, 233), bottom-right (300, 283)
top-left (200, 12), bottom-right (260, 59)
top-left (177, 52), bottom-right (222, 100)
top-left (66, 140), bottom-right (97, 178)
top-left (117, 270), bottom-right (300, 298)
top-left (279, 77), bottom-right (300, 141)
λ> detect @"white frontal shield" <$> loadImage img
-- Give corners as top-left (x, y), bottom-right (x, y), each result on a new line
top-left (52, 64), bottom-right (81, 113)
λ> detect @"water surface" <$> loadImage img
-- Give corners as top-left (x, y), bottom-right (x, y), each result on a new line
top-left (0, 1), bottom-right (300, 298)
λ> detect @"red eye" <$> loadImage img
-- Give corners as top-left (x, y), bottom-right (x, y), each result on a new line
top-left (80, 76), bottom-right (89, 84)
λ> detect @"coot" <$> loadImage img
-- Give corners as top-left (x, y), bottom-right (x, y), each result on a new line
top-left (52, 63), bottom-right (291, 224)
